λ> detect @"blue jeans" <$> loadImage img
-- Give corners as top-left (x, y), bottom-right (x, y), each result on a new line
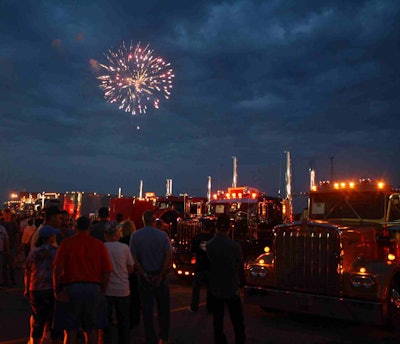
top-left (104, 295), bottom-right (130, 344)
top-left (139, 277), bottom-right (170, 344)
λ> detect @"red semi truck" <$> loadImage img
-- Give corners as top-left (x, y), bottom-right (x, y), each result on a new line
top-left (244, 178), bottom-right (400, 325)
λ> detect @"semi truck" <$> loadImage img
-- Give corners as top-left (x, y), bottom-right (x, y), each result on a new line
top-left (244, 178), bottom-right (400, 325)
top-left (172, 186), bottom-right (283, 277)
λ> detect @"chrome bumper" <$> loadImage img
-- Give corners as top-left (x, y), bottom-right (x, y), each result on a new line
top-left (244, 286), bottom-right (385, 324)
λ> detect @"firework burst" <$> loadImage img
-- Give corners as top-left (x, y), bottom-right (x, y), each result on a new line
top-left (97, 41), bottom-right (174, 115)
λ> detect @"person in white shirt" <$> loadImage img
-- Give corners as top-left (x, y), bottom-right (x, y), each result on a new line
top-left (103, 221), bottom-right (134, 344)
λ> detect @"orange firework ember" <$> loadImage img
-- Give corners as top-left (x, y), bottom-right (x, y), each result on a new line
top-left (97, 41), bottom-right (174, 115)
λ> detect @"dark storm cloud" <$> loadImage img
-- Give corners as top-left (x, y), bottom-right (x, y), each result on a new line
top-left (0, 0), bottom-right (399, 203)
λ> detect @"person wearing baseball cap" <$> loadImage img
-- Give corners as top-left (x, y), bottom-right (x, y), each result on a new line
top-left (30, 206), bottom-right (62, 251)
top-left (39, 226), bottom-right (60, 239)
top-left (24, 225), bottom-right (62, 344)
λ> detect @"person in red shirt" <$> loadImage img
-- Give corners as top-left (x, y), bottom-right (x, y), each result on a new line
top-left (53, 216), bottom-right (112, 344)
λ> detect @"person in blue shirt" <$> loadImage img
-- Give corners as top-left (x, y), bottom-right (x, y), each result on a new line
top-left (129, 210), bottom-right (172, 344)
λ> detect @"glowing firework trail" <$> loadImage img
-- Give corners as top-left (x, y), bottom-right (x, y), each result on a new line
top-left (97, 41), bottom-right (174, 115)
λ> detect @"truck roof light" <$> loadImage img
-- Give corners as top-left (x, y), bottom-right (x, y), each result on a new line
top-left (378, 182), bottom-right (385, 189)
top-left (359, 267), bottom-right (366, 273)
top-left (340, 182), bottom-right (346, 188)
top-left (349, 182), bottom-right (355, 188)
top-left (334, 183), bottom-right (339, 189)
top-left (232, 193), bottom-right (236, 198)
top-left (252, 193), bottom-right (257, 199)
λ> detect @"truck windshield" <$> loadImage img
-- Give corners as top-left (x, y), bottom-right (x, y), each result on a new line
top-left (309, 191), bottom-right (385, 220)
top-left (389, 194), bottom-right (400, 222)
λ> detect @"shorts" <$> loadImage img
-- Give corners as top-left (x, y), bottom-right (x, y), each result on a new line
top-left (53, 283), bottom-right (107, 331)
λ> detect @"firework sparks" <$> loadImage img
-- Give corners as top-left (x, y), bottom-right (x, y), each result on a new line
top-left (97, 41), bottom-right (174, 115)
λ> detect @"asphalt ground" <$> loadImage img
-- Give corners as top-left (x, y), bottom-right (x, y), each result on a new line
top-left (0, 267), bottom-right (216, 344)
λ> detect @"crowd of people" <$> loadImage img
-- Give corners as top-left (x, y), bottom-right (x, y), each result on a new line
top-left (0, 206), bottom-right (246, 344)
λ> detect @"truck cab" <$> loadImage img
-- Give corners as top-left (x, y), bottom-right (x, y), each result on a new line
top-left (171, 186), bottom-right (283, 278)
top-left (244, 178), bottom-right (400, 325)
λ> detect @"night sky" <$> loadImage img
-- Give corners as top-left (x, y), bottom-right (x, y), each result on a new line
top-left (1, 0), bottom-right (399, 210)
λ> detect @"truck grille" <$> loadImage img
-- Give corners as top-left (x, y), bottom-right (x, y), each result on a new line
top-left (175, 220), bottom-right (203, 251)
top-left (275, 223), bottom-right (341, 296)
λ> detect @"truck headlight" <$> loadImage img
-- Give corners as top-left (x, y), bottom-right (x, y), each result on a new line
top-left (249, 266), bottom-right (268, 279)
top-left (350, 275), bottom-right (376, 289)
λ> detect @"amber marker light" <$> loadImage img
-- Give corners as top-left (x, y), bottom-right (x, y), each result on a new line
top-left (349, 182), bottom-right (355, 188)
top-left (258, 259), bottom-right (265, 264)
top-left (334, 183), bottom-right (339, 189)
top-left (264, 246), bottom-right (270, 253)
top-left (359, 267), bottom-right (366, 273)
top-left (388, 254), bottom-right (396, 261)
top-left (251, 193), bottom-right (257, 199)
top-left (378, 182), bottom-right (385, 189)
